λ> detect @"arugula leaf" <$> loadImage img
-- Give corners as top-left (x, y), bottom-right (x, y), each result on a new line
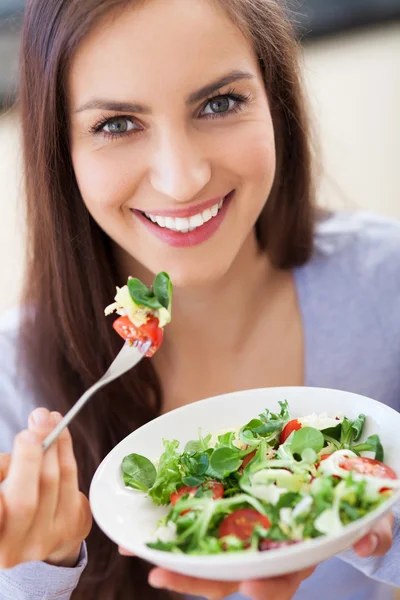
top-left (154, 272), bottom-right (173, 310)
top-left (340, 415), bottom-right (366, 447)
top-left (288, 427), bottom-right (324, 457)
top-left (239, 401), bottom-right (290, 448)
top-left (209, 447), bottom-right (243, 478)
top-left (352, 434), bottom-right (384, 461)
top-left (149, 440), bottom-right (183, 505)
top-left (128, 277), bottom-right (163, 310)
top-left (122, 453), bottom-right (157, 492)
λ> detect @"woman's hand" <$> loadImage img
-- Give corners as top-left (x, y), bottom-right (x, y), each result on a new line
top-left (0, 408), bottom-right (92, 569)
top-left (119, 511), bottom-right (394, 599)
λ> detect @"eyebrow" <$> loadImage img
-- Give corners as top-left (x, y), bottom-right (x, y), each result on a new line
top-left (74, 70), bottom-right (254, 114)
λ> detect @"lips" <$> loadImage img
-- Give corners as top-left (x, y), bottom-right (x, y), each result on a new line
top-left (132, 190), bottom-right (234, 248)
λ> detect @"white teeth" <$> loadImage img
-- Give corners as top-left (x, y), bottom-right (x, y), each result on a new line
top-left (155, 215), bottom-right (166, 227)
top-left (144, 199), bottom-right (225, 232)
top-left (189, 213), bottom-right (204, 228)
top-left (202, 208), bottom-right (212, 223)
top-left (175, 217), bottom-right (190, 231)
top-left (165, 216), bottom-right (178, 230)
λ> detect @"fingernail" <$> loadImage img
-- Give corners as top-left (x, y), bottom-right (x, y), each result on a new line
top-left (369, 533), bottom-right (379, 554)
top-left (51, 411), bottom-right (62, 425)
top-left (148, 572), bottom-right (163, 589)
top-left (20, 430), bottom-right (39, 444)
top-left (31, 408), bottom-right (51, 426)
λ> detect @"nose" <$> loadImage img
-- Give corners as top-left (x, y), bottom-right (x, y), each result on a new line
top-left (149, 128), bottom-right (211, 202)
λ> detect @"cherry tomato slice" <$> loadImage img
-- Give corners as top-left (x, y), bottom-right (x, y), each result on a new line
top-left (259, 539), bottom-right (298, 551)
top-left (170, 485), bottom-right (198, 506)
top-left (218, 508), bottom-right (271, 543)
top-left (339, 456), bottom-right (397, 480)
top-left (112, 315), bottom-right (163, 357)
top-left (280, 419), bottom-right (302, 444)
top-left (170, 481), bottom-right (224, 507)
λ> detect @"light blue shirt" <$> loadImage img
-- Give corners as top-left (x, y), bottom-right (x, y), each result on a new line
top-left (1, 211), bottom-right (400, 600)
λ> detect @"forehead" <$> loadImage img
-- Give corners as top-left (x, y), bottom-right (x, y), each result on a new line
top-left (68, 0), bottom-right (259, 107)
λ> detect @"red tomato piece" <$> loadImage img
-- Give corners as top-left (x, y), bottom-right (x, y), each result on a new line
top-left (240, 450), bottom-right (257, 472)
top-left (170, 485), bottom-right (199, 506)
top-left (339, 456), bottom-right (397, 492)
top-left (259, 539), bottom-right (298, 551)
top-left (280, 419), bottom-right (302, 444)
top-left (112, 315), bottom-right (163, 357)
top-left (170, 481), bottom-right (224, 511)
top-left (218, 508), bottom-right (271, 543)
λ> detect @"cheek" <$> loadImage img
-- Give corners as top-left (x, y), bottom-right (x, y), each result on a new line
top-left (71, 147), bottom-right (139, 216)
top-left (222, 121), bottom-right (276, 192)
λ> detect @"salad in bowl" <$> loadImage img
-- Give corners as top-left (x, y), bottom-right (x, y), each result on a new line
top-left (90, 387), bottom-right (400, 580)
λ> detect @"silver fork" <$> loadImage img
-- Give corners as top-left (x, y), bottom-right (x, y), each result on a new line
top-left (42, 339), bottom-right (151, 451)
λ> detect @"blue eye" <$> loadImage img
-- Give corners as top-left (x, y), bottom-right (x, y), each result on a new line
top-left (200, 92), bottom-right (250, 119)
top-left (102, 117), bottom-right (138, 134)
top-left (202, 96), bottom-right (234, 115)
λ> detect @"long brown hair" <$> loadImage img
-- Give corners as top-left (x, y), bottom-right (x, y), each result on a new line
top-left (19, 1), bottom-right (315, 598)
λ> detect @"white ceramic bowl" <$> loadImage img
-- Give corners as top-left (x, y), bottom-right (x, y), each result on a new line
top-left (89, 386), bottom-right (400, 580)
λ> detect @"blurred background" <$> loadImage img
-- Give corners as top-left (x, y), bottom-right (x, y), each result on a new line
top-left (0, 0), bottom-right (400, 314)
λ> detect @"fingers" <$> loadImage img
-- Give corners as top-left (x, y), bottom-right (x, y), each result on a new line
top-left (239, 567), bottom-right (315, 600)
top-left (148, 568), bottom-right (239, 599)
top-left (3, 428), bottom-right (43, 540)
top-left (28, 409), bottom-right (61, 527)
top-left (354, 513), bottom-right (394, 557)
top-left (118, 547), bottom-right (136, 556)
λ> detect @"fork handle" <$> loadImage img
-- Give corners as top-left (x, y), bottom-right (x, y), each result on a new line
top-left (42, 376), bottom-right (109, 451)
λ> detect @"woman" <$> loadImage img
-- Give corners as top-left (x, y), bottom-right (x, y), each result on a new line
top-left (0, 0), bottom-right (399, 599)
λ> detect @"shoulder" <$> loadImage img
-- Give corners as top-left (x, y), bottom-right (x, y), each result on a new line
top-left (300, 211), bottom-right (400, 311)
top-left (297, 211), bottom-right (400, 406)
top-left (0, 307), bottom-right (37, 452)
top-left (313, 210), bottom-right (400, 274)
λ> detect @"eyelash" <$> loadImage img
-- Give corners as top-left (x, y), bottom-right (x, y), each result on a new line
top-left (89, 88), bottom-right (252, 141)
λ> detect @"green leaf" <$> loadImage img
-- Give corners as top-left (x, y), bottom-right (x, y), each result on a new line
top-left (209, 447), bottom-right (243, 478)
top-left (128, 277), bottom-right (162, 310)
top-left (182, 475), bottom-right (204, 487)
top-left (289, 427), bottom-right (324, 457)
top-left (353, 434), bottom-right (384, 462)
top-left (122, 453), bottom-right (156, 492)
top-left (154, 272), bottom-right (173, 310)
top-left (340, 415), bottom-right (366, 447)
top-left (149, 439), bottom-right (183, 505)
top-left (181, 452), bottom-right (209, 477)
top-left (216, 431), bottom-right (236, 449)
top-left (184, 434), bottom-right (212, 455)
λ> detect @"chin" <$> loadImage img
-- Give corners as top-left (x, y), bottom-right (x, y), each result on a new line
top-left (143, 254), bottom-right (233, 290)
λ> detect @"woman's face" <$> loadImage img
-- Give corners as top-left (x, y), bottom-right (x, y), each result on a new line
top-left (69, 0), bottom-right (275, 287)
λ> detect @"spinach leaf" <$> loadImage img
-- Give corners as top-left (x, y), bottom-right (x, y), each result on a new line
top-left (128, 277), bottom-right (162, 310)
top-left (154, 272), bottom-right (173, 310)
top-left (122, 453), bottom-right (156, 492)
top-left (289, 427), bottom-right (324, 457)
top-left (352, 434), bottom-right (384, 461)
top-left (209, 447), bottom-right (243, 478)
top-left (149, 439), bottom-right (183, 505)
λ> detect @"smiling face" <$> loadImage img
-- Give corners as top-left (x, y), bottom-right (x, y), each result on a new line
top-left (68, 0), bottom-right (276, 287)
